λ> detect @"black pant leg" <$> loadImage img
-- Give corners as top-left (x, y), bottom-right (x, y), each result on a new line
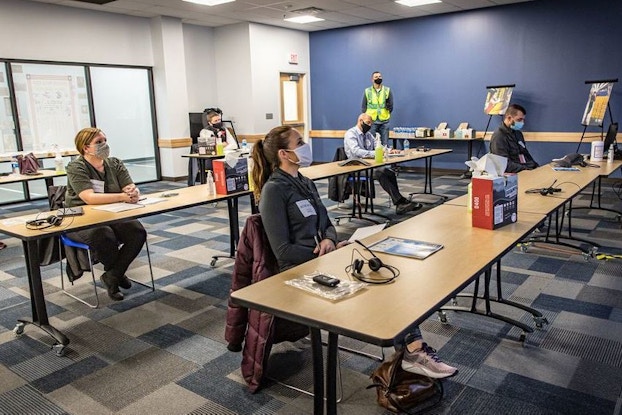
top-left (66, 226), bottom-right (119, 271)
top-left (109, 220), bottom-right (146, 277)
top-left (373, 168), bottom-right (404, 205)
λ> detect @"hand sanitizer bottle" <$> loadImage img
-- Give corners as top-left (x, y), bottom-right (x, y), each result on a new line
top-left (608, 146), bottom-right (614, 164)
top-left (206, 170), bottom-right (216, 196)
top-left (374, 136), bottom-right (383, 164)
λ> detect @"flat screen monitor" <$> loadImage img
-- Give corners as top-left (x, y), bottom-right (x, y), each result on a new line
top-left (603, 122), bottom-right (618, 153)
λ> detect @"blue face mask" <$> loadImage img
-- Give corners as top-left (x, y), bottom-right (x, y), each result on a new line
top-left (511, 121), bottom-right (524, 131)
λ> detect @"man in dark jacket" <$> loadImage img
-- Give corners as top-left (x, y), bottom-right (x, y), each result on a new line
top-left (490, 103), bottom-right (539, 173)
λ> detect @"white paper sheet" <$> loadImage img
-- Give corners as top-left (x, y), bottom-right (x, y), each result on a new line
top-left (92, 203), bottom-right (145, 213)
top-left (348, 223), bottom-right (387, 242)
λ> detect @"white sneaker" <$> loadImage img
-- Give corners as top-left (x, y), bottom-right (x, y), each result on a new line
top-left (401, 343), bottom-right (457, 379)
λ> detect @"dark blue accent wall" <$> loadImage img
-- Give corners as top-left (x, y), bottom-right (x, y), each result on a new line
top-left (309, 0), bottom-right (622, 171)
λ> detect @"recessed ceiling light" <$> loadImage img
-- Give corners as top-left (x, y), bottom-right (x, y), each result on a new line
top-left (284, 15), bottom-right (325, 24)
top-left (183, 0), bottom-right (235, 6)
top-left (395, 0), bottom-right (442, 7)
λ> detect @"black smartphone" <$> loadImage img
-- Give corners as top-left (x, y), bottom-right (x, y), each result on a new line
top-left (312, 274), bottom-right (340, 287)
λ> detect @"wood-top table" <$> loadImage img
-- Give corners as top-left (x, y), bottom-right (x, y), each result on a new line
top-left (0, 184), bottom-right (252, 355)
top-left (0, 169), bottom-right (67, 185)
top-left (231, 204), bottom-right (545, 414)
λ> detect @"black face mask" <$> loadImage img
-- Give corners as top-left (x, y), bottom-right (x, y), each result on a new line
top-left (361, 123), bottom-right (372, 134)
top-left (211, 122), bottom-right (223, 129)
top-left (374, 78), bottom-right (383, 85)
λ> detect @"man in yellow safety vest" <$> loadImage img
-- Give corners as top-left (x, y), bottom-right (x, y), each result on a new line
top-left (362, 71), bottom-right (393, 145)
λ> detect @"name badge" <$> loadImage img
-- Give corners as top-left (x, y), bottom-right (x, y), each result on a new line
top-left (90, 179), bottom-right (105, 193)
top-left (296, 199), bottom-right (317, 217)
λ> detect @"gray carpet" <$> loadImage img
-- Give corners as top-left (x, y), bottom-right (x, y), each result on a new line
top-left (0, 171), bottom-right (621, 414)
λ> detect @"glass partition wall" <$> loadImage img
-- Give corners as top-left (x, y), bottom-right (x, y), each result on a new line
top-left (0, 60), bottom-right (159, 204)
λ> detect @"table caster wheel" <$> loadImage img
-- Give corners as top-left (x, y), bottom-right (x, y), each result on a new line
top-left (335, 219), bottom-right (341, 226)
top-left (52, 344), bottom-right (66, 357)
top-left (520, 244), bottom-right (529, 253)
top-left (13, 322), bottom-right (25, 336)
top-left (210, 258), bottom-right (217, 267)
top-left (519, 332), bottom-right (526, 346)
top-left (451, 298), bottom-right (458, 306)
top-left (437, 311), bottom-right (448, 324)
top-left (582, 252), bottom-right (591, 261)
top-left (534, 316), bottom-right (549, 329)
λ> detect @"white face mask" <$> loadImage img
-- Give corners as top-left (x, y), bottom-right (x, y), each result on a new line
top-left (285, 143), bottom-right (313, 167)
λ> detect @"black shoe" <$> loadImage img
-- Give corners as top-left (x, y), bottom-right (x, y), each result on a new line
top-left (100, 272), bottom-right (123, 301)
top-left (118, 275), bottom-right (132, 290)
top-left (396, 201), bottom-right (422, 215)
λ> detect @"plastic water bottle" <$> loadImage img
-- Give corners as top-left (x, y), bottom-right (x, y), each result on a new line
top-left (11, 155), bottom-right (19, 174)
top-left (55, 151), bottom-right (64, 173)
top-left (403, 138), bottom-right (410, 152)
top-left (241, 139), bottom-right (248, 151)
top-left (608, 146), bottom-right (614, 164)
top-left (206, 170), bottom-right (216, 196)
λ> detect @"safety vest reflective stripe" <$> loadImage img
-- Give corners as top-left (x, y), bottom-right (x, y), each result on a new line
top-left (365, 87), bottom-right (391, 121)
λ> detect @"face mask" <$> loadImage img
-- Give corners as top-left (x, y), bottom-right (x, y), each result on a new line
top-left (511, 120), bottom-right (524, 131)
top-left (361, 122), bottom-right (372, 134)
top-left (91, 142), bottom-right (110, 159)
top-left (212, 122), bottom-right (223, 129)
top-left (374, 78), bottom-right (383, 85)
top-left (286, 143), bottom-right (313, 167)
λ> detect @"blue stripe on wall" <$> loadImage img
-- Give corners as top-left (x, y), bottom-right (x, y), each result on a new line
top-left (309, 0), bottom-right (622, 167)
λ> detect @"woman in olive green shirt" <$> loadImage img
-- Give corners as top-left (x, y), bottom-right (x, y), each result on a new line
top-left (65, 127), bottom-right (146, 301)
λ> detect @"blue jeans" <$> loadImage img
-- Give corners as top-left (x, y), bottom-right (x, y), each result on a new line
top-left (369, 121), bottom-right (390, 146)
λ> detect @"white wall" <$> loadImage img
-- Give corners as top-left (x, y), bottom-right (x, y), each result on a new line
top-left (214, 24), bottom-right (253, 134)
top-left (183, 25), bottom-right (218, 112)
top-left (249, 24), bottom-right (310, 136)
top-left (0, 0), bottom-right (153, 65)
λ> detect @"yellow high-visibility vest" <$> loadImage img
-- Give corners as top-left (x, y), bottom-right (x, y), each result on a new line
top-left (365, 86), bottom-right (391, 121)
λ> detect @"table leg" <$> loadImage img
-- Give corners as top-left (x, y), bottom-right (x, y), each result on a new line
top-left (17, 240), bottom-right (69, 355)
top-left (310, 328), bottom-right (324, 415)
top-left (210, 195), bottom-right (240, 266)
top-left (199, 159), bottom-right (207, 184)
top-left (325, 332), bottom-right (339, 415)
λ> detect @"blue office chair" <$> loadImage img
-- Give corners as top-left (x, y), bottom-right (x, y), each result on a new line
top-left (49, 185), bottom-right (155, 308)
top-left (58, 232), bottom-right (155, 308)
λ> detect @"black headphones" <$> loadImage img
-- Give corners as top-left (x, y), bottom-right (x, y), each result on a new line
top-left (526, 180), bottom-right (561, 196)
top-left (347, 240), bottom-right (400, 284)
top-left (26, 215), bottom-right (63, 229)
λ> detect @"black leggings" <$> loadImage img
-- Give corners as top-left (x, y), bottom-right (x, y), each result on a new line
top-left (67, 219), bottom-right (146, 278)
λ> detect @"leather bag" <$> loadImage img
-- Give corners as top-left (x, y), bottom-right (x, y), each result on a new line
top-left (18, 152), bottom-right (40, 175)
top-left (368, 349), bottom-right (443, 414)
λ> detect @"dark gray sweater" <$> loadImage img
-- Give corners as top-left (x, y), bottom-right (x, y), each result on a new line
top-left (259, 168), bottom-right (338, 271)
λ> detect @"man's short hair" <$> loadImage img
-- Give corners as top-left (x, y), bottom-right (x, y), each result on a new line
top-left (506, 103), bottom-right (526, 117)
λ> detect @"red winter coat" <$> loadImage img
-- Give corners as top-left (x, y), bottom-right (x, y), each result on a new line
top-left (225, 214), bottom-right (308, 393)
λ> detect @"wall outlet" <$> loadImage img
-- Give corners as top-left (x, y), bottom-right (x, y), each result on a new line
top-left (266, 113), bottom-right (273, 120)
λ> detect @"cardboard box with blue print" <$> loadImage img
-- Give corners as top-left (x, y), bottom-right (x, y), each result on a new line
top-left (213, 156), bottom-right (249, 195)
top-left (469, 154), bottom-right (518, 230)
